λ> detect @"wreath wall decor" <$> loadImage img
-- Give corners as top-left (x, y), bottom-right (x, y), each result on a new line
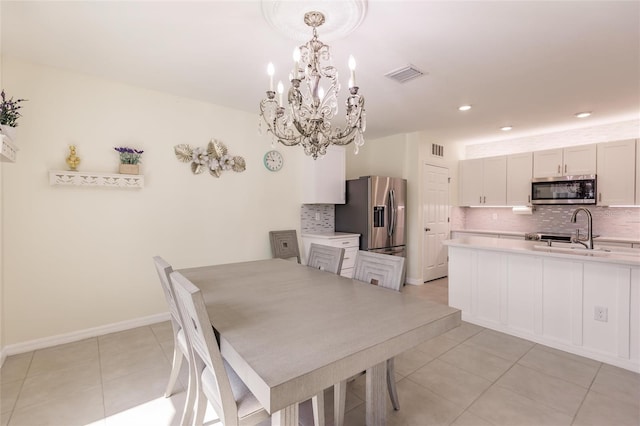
top-left (174, 139), bottom-right (246, 177)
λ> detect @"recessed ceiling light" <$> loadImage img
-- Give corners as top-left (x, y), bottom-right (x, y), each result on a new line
top-left (575, 112), bottom-right (592, 118)
top-left (501, 126), bottom-right (513, 131)
top-left (458, 105), bottom-right (472, 111)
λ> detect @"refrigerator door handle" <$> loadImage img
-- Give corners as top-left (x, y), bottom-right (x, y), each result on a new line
top-left (388, 189), bottom-right (396, 237)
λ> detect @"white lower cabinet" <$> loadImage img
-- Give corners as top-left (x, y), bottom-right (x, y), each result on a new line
top-left (448, 246), bottom-right (639, 371)
top-left (301, 233), bottom-right (360, 278)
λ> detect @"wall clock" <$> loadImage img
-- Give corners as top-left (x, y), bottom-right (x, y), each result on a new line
top-left (263, 150), bottom-right (284, 172)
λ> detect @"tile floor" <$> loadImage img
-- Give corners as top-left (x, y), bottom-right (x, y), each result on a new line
top-left (1, 277), bottom-right (639, 426)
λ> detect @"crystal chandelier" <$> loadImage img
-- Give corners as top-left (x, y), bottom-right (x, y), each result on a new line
top-left (259, 11), bottom-right (366, 160)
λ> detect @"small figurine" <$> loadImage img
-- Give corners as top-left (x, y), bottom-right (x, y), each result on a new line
top-left (66, 145), bottom-right (80, 171)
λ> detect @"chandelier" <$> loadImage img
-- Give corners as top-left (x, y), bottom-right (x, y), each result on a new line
top-left (259, 11), bottom-right (366, 160)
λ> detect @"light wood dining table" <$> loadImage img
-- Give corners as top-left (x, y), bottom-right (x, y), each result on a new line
top-left (179, 258), bottom-right (461, 426)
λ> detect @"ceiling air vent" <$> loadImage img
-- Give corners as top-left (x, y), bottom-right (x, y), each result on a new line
top-left (385, 65), bottom-right (425, 83)
top-left (431, 143), bottom-right (444, 157)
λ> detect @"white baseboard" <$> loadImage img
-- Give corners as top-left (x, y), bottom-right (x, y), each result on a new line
top-left (405, 276), bottom-right (423, 285)
top-left (0, 312), bottom-right (170, 360)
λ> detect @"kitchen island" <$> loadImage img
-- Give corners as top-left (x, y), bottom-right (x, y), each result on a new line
top-left (444, 236), bottom-right (640, 372)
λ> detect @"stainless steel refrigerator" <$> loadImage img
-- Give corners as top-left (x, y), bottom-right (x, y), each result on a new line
top-left (335, 176), bottom-right (406, 257)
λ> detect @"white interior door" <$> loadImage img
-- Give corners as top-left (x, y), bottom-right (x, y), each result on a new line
top-left (423, 164), bottom-right (450, 282)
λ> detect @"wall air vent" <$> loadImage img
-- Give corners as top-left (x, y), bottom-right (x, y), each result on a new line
top-left (431, 143), bottom-right (444, 157)
top-left (385, 65), bottom-right (425, 83)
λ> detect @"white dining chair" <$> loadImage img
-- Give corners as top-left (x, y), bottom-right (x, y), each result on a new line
top-left (269, 230), bottom-right (301, 263)
top-left (334, 251), bottom-right (406, 426)
top-left (152, 256), bottom-right (189, 399)
top-left (306, 243), bottom-right (345, 275)
top-left (170, 271), bottom-right (271, 426)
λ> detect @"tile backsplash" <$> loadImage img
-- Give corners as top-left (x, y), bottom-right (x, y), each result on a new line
top-left (453, 206), bottom-right (640, 240)
top-left (301, 204), bottom-right (335, 233)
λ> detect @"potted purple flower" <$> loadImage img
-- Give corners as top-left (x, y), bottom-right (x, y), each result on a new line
top-left (114, 146), bottom-right (144, 174)
top-left (0, 90), bottom-right (27, 142)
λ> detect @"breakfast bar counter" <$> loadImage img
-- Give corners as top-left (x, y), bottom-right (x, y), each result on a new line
top-left (444, 236), bottom-right (640, 373)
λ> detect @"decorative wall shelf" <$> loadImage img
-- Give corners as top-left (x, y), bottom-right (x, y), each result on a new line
top-left (49, 170), bottom-right (144, 188)
top-left (1, 135), bottom-right (18, 163)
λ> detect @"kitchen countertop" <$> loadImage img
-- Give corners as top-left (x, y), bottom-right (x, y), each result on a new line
top-left (444, 235), bottom-right (640, 267)
top-left (301, 232), bottom-right (360, 239)
top-left (451, 229), bottom-right (640, 245)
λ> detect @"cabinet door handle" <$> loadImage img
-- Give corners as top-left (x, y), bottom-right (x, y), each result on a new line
top-left (341, 241), bottom-right (350, 245)
top-left (557, 165), bottom-right (561, 174)
top-left (564, 164), bottom-right (567, 174)
top-left (483, 196), bottom-right (486, 204)
top-left (598, 193), bottom-right (602, 202)
top-left (528, 195), bottom-right (530, 203)
top-left (479, 196), bottom-right (482, 204)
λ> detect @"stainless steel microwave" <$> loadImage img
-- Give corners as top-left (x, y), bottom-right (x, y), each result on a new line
top-left (531, 175), bottom-right (596, 205)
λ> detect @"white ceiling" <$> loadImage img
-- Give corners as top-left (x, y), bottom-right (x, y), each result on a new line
top-left (2, 1), bottom-right (639, 145)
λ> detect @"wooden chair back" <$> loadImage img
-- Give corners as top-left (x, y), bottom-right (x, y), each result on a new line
top-left (307, 243), bottom-right (345, 275)
top-left (353, 251), bottom-right (405, 291)
top-left (269, 230), bottom-right (301, 263)
top-left (170, 271), bottom-right (239, 425)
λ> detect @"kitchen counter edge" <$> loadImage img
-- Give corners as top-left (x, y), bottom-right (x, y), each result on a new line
top-left (444, 236), bottom-right (640, 267)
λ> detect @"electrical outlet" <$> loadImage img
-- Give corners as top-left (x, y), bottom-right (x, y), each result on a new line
top-left (594, 306), bottom-right (608, 322)
top-left (492, 213), bottom-right (498, 220)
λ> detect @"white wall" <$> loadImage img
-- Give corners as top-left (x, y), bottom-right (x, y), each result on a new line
top-left (2, 58), bottom-right (307, 349)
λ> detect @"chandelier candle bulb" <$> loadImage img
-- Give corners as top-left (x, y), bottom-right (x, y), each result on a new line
top-left (348, 55), bottom-right (356, 87)
top-left (293, 48), bottom-right (301, 80)
top-left (267, 62), bottom-right (275, 91)
top-left (277, 81), bottom-right (284, 106)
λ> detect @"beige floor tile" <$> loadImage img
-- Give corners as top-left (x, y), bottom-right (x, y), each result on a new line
top-left (14, 360), bottom-right (101, 411)
top-left (439, 342), bottom-right (515, 382)
top-left (28, 338), bottom-right (99, 377)
top-left (0, 381), bottom-right (21, 415)
top-left (98, 326), bottom-right (160, 356)
top-left (387, 378), bottom-right (464, 425)
top-left (103, 362), bottom-right (177, 416)
top-left (407, 358), bottom-right (492, 408)
top-left (342, 377), bottom-right (464, 426)
top-left (414, 334), bottom-right (460, 359)
top-left (465, 329), bottom-right (535, 362)
top-left (150, 320), bottom-right (175, 346)
top-left (450, 410), bottom-right (493, 426)
top-left (440, 321), bottom-right (484, 343)
top-left (517, 345), bottom-right (600, 388)
top-left (8, 386), bottom-right (105, 426)
top-left (468, 385), bottom-right (573, 426)
top-left (0, 353), bottom-right (32, 384)
top-left (573, 390), bottom-right (640, 426)
top-left (100, 343), bottom-right (168, 382)
top-left (393, 347), bottom-right (436, 377)
top-left (589, 363), bottom-right (640, 408)
top-left (495, 364), bottom-right (588, 417)
top-left (104, 390), bottom-right (187, 426)
top-left (0, 411), bottom-right (10, 426)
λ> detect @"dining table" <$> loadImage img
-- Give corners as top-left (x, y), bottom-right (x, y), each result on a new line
top-left (179, 258), bottom-right (461, 426)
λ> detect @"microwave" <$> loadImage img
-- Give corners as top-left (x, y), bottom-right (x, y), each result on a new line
top-left (531, 175), bottom-right (596, 205)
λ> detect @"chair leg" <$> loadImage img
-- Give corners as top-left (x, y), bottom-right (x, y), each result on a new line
top-left (312, 391), bottom-right (325, 426)
top-left (180, 362), bottom-right (196, 426)
top-left (386, 358), bottom-right (400, 411)
top-left (334, 380), bottom-right (347, 426)
top-left (165, 341), bottom-right (184, 397)
top-left (193, 386), bottom-right (207, 426)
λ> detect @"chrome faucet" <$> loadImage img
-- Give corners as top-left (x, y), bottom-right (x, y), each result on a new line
top-left (570, 207), bottom-right (594, 249)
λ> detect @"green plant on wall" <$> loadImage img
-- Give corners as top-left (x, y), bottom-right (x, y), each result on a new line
top-left (0, 90), bottom-right (27, 127)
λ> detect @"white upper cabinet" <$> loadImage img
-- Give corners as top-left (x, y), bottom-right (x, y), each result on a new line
top-left (597, 139), bottom-right (636, 206)
top-left (459, 156), bottom-right (506, 206)
top-left (301, 145), bottom-right (346, 204)
top-left (506, 152), bottom-right (533, 205)
top-left (533, 144), bottom-right (596, 178)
